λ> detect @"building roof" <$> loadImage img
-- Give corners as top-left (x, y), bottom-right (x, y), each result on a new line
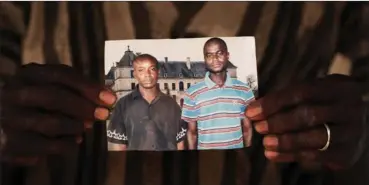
top-left (159, 61), bottom-right (204, 78)
top-left (159, 60), bottom-right (236, 78)
top-left (106, 46), bottom-right (238, 79)
top-left (117, 46), bottom-right (137, 67)
top-left (105, 66), bottom-right (115, 79)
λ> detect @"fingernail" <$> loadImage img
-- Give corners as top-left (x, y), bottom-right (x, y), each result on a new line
top-left (94, 108), bottom-right (109, 120)
top-left (245, 103), bottom-right (262, 118)
top-left (255, 121), bottom-right (268, 133)
top-left (264, 150), bottom-right (279, 159)
top-left (263, 136), bottom-right (278, 147)
top-left (99, 91), bottom-right (116, 105)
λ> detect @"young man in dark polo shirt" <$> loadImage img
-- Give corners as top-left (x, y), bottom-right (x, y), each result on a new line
top-left (107, 54), bottom-right (187, 151)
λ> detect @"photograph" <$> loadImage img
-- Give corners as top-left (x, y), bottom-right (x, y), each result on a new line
top-left (104, 36), bottom-right (258, 151)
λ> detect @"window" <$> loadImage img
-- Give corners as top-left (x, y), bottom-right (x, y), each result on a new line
top-left (131, 83), bottom-right (136, 90)
top-left (172, 83), bottom-right (176, 90)
top-left (164, 83), bottom-right (169, 90)
top-left (179, 81), bottom-right (184, 91)
top-left (130, 70), bottom-right (134, 78)
top-left (179, 73), bottom-right (183, 78)
top-left (187, 83), bottom-right (191, 88)
top-left (164, 73), bottom-right (168, 78)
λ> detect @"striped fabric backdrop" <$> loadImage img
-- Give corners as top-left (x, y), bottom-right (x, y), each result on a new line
top-left (1, 2), bottom-right (369, 185)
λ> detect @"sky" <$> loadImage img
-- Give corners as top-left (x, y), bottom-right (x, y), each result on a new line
top-left (104, 37), bottom-right (258, 84)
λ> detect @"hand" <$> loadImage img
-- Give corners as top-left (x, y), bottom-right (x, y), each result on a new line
top-left (245, 74), bottom-right (367, 170)
top-left (0, 63), bottom-right (117, 165)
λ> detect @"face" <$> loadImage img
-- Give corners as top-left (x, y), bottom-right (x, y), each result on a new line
top-left (204, 43), bottom-right (229, 73)
top-left (133, 59), bottom-right (159, 89)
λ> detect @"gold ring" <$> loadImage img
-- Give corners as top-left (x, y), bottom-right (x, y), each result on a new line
top-left (319, 123), bottom-right (331, 151)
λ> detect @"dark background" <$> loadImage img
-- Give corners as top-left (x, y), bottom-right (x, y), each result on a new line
top-left (1, 2), bottom-right (369, 185)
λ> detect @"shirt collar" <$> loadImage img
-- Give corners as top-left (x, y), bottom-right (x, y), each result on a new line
top-left (132, 85), bottom-right (141, 99)
top-left (204, 71), bottom-right (233, 88)
top-left (132, 84), bottom-right (164, 100)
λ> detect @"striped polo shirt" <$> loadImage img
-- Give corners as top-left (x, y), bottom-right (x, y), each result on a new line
top-left (181, 72), bottom-right (255, 150)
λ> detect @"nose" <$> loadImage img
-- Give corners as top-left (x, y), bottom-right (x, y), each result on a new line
top-left (207, 55), bottom-right (217, 62)
top-left (210, 56), bottom-right (219, 63)
top-left (143, 70), bottom-right (152, 77)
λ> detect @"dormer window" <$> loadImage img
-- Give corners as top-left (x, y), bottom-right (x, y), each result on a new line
top-left (164, 73), bottom-right (168, 78)
top-left (179, 73), bottom-right (183, 78)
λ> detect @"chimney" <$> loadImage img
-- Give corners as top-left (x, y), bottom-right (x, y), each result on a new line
top-left (164, 57), bottom-right (168, 63)
top-left (186, 57), bottom-right (191, 69)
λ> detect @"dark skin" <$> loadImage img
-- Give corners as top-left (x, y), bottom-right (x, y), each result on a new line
top-left (0, 62), bottom-right (367, 172)
top-left (0, 63), bottom-right (116, 165)
top-left (133, 58), bottom-right (160, 103)
top-left (245, 74), bottom-right (367, 170)
top-left (187, 41), bottom-right (253, 149)
top-left (203, 42), bottom-right (229, 86)
top-left (109, 57), bottom-right (185, 150)
top-left (109, 58), bottom-right (160, 151)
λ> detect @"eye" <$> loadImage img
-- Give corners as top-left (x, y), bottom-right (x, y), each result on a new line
top-left (217, 51), bottom-right (225, 56)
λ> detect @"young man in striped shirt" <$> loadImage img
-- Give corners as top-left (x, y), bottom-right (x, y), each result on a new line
top-left (181, 37), bottom-right (255, 150)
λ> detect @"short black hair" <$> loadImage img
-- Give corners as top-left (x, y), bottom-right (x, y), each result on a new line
top-left (133, 54), bottom-right (159, 68)
top-left (203, 37), bottom-right (228, 52)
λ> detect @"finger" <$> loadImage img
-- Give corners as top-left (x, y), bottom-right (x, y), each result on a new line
top-left (264, 150), bottom-right (295, 162)
top-left (2, 130), bottom-right (79, 156)
top-left (298, 159), bottom-right (324, 171)
top-left (323, 74), bottom-right (358, 83)
top-left (254, 103), bottom-right (364, 134)
top-left (245, 79), bottom-right (362, 120)
top-left (2, 109), bottom-right (85, 137)
top-left (264, 150), bottom-right (318, 163)
top-left (262, 124), bottom-right (356, 153)
top-left (18, 63), bottom-right (116, 106)
top-left (1, 156), bottom-right (40, 166)
top-left (265, 145), bottom-right (355, 170)
top-left (263, 126), bottom-right (327, 152)
top-left (4, 85), bottom-right (110, 121)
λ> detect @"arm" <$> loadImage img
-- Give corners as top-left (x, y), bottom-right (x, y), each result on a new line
top-left (181, 93), bottom-right (199, 150)
top-left (242, 86), bottom-right (256, 147)
top-left (242, 118), bottom-right (252, 147)
top-left (186, 121), bottom-right (197, 150)
top-left (176, 119), bottom-right (187, 150)
top-left (107, 99), bottom-right (128, 151)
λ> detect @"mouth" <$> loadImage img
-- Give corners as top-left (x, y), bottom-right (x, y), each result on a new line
top-left (212, 64), bottom-right (223, 68)
top-left (142, 80), bottom-right (154, 84)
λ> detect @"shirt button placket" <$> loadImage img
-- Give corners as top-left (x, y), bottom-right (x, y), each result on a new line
top-left (148, 105), bottom-right (151, 120)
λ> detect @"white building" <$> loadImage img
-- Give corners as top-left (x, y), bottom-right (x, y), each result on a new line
top-left (105, 46), bottom-right (238, 106)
